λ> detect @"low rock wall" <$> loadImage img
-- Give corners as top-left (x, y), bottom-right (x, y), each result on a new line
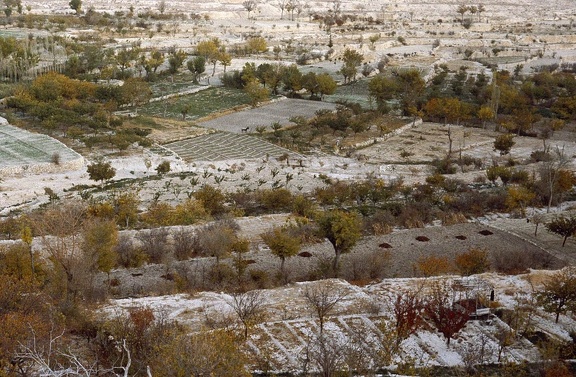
top-left (0, 156), bottom-right (85, 177)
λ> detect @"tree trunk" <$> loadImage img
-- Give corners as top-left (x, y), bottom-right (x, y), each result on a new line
top-left (332, 250), bottom-right (341, 276)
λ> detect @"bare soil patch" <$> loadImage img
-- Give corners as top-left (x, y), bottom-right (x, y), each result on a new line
top-left (196, 98), bottom-right (337, 133)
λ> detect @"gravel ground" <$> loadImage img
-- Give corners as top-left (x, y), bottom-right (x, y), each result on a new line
top-left (102, 219), bottom-right (570, 297)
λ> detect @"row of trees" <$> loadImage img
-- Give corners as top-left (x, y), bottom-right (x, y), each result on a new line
top-left (221, 62), bottom-right (337, 105)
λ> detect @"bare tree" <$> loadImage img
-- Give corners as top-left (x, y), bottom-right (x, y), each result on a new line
top-left (537, 146), bottom-right (572, 212)
top-left (136, 228), bottom-right (170, 264)
top-left (195, 220), bottom-right (239, 264)
top-left (301, 333), bottom-right (346, 377)
top-left (243, 0), bottom-right (258, 19)
top-left (278, 0), bottom-right (287, 19)
top-left (35, 202), bottom-right (89, 302)
top-left (227, 290), bottom-right (265, 339)
top-left (15, 325), bottom-right (134, 377)
top-left (173, 227), bottom-right (196, 261)
top-left (303, 283), bottom-right (348, 333)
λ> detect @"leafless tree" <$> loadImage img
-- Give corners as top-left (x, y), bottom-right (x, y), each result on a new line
top-left (457, 333), bottom-right (493, 372)
top-left (195, 220), bottom-right (239, 264)
top-left (173, 227), bottom-right (196, 260)
top-left (304, 333), bottom-right (346, 377)
top-left (136, 228), bottom-right (169, 264)
top-left (35, 202), bottom-right (89, 302)
top-left (303, 283), bottom-right (348, 333)
top-left (243, 0), bottom-right (258, 19)
top-left (15, 325), bottom-right (135, 377)
top-left (227, 290), bottom-right (265, 339)
top-left (537, 146), bottom-right (572, 212)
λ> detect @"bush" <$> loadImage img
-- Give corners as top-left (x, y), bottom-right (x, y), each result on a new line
top-left (155, 161), bottom-right (171, 175)
top-left (432, 158), bottom-right (457, 174)
top-left (455, 248), bottom-right (490, 276)
top-left (257, 188), bottom-right (293, 212)
top-left (137, 228), bottom-right (170, 264)
top-left (530, 150), bottom-right (552, 162)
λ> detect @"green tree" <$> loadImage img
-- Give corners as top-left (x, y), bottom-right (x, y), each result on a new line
top-left (316, 210), bottom-right (361, 274)
top-left (218, 49), bottom-right (232, 73)
top-left (196, 38), bottom-right (221, 76)
top-left (394, 69), bottom-right (426, 115)
top-left (316, 73), bottom-right (337, 100)
top-left (369, 74), bottom-right (397, 113)
top-left (261, 226), bottom-right (301, 277)
top-left (120, 78), bottom-right (152, 113)
top-left (246, 36), bottom-right (267, 54)
top-left (256, 63), bottom-right (283, 94)
top-left (494, 133), bottom-right (515, 155)
top-left (244, 79), bottom-right (269, 107)
top-left (477, 106), bottom-right (494, 128)
top-left (167, 49), bottom-right (187, 80)
top-left (87, 159), bottom-right (116, 185)
top-left (281, 64), bottom-right (303, 96)
top-left (69, 0), bottom-right (81, 14)
top-left (187, 56), bottom-right (206, 84)
top-left (546, 215), bottom-right (576, 247)
top-left (143, 49), bottom-right (164, 79)
top-left (536, 267), bottom-right (576, 323)
top-left (302, 72), bottom-right (320, 98)
top-left (340, 48), bottom-right (363, 84)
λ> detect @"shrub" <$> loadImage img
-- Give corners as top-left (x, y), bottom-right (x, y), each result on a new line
top-left (432, 158), bottom-right (457, 174)
top-left (414, 255), bottom-right (452, 277)
top-left (257, 188), bottom-right (293, 212)
top-left (455, 248), bottom-right (490, 276)
top-left (155, 161), bottom-right (171, 175)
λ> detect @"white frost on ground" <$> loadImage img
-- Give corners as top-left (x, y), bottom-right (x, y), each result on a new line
top-left (101, 271), bottom-right (576, 373)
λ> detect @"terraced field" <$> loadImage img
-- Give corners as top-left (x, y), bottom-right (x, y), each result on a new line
top-left (164, 132), bottom-right (301, 162)
top-left (196, 98), bottom-right (337, 133)
top-left (0, 122), bottom-right (84, 175)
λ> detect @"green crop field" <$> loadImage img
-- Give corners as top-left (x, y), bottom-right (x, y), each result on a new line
top-left (325, 79), bottom-right (373, 109)
top-left (0, 123), bottom-right (81, 168)
top-left (137, 87), bottom-right (253, 120)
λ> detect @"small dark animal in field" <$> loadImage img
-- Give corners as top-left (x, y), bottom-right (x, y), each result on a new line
top-left (241, 127), bottom-right (250, 133)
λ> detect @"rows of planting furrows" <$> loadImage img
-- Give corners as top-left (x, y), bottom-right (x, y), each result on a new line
top-left (247, 313), bottom-right (528, 371)
top-left (0, 124), bottom-right (80, 166)
top-left (164, 132), bottom-right (301, 162)
top-left (196, 99), bottom-right (336, 133)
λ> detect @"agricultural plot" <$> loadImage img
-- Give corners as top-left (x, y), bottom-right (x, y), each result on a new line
top-left (324, 79), bottom-right (373, 109)
top-left (164, 132), bottom-right (301, 162)
top-left (196, 98), bottom-right (337, 133)
top-left (105, 273), bottom-right (566, 373)
top-left (0, 122), bottom-right (83, 175)
top-left (137, 87), bottom-right (253, 120)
